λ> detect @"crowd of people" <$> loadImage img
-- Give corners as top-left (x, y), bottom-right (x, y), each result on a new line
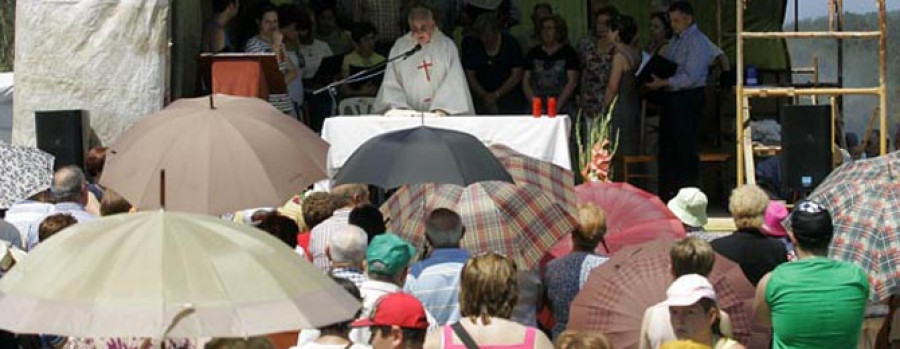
top-left (200, 0), bottom-right (733, 197)
top-left (0, 148), bottom-right (890, 349)
top-left (2, 1), bottom-right (896, 349)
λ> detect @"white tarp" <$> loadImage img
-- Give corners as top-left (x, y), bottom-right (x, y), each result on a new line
top-left (12, 0), bottom-right (170, 146)
top-left (0, 72), bottom-right (11, 143)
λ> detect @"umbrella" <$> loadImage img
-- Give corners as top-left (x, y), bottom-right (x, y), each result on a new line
top-left (382, 181), bottom-right (576, 269)
top-left (567, 238), bottom-right (768, 349)
top-left (332, 126), bottom-right (513, 188)
top-left (808, 151), bottom-right (900, 301)
top-left (100, 94), bottom-right (328, 215)
top-left (0, 211), bottom-right (360, 338)
top-left (0, 143), bottom-right (54, 209)
top-left (488, 143), bottom-right (577, 216)
top-left (552, 182), bottom-right (685, 256)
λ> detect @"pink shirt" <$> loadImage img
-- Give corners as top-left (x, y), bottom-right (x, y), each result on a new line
top-left (440, 325), bottom-right (537, 349)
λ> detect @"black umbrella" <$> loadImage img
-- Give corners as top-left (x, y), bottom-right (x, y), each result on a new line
top-left (332, 126), bottom-right (513, 188)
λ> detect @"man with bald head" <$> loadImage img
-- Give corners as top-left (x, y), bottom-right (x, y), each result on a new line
top-left (24, 166), bottom-right (97, 250)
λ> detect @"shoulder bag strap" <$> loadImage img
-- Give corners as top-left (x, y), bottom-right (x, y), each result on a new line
top-left (450, 322), bottom-right (480, 349)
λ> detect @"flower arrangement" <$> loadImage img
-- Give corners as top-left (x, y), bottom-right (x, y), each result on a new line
top-left (576, 98), bottom-right (619, 182)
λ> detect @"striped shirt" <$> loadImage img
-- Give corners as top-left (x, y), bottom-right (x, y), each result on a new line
top-left (309, 208), bottom-right (352, 271)
top-left (664, 24), bottom-right (715, 90)
top-left (245, 36), bottom-right (296, 115)
top-left (404, 248), bottom-right (469, 325)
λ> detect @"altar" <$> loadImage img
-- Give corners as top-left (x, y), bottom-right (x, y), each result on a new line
top-left (320, 116), bottom-right (572, 177)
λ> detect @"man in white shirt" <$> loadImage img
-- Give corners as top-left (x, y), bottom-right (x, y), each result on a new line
top-left (23, 166), bottom-right (97, 250)
top-left (375, 5), bottom-right (474, 115)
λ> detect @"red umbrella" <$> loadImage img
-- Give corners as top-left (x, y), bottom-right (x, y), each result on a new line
top-left (551, 182), bottom-right (686, 257)
top-left (567, 238), bottom-right (769, 349)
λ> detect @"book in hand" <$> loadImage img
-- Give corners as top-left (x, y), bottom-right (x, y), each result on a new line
top-left (635, 54), bottom-right (677, 85)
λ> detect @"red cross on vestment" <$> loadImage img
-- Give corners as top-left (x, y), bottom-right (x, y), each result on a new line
top-left (417, 59), bottom-right (433, 82)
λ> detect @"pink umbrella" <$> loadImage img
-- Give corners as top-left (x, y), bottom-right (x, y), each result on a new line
top-left (551, 182), bottom-right (685, 256)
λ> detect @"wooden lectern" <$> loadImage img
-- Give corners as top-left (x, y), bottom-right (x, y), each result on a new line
top-left (198, 53), bottom-right (287, 98)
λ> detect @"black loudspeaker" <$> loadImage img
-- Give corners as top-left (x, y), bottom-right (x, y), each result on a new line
top-left (35, 110), bottom-right (89, 170)
top-left (780, 105), bottom-right (832, 192)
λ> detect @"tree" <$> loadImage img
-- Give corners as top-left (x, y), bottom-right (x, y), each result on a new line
top-left (0, 0), bottom-right (13, 71)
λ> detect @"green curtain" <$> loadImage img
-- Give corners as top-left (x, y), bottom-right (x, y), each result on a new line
top-left (606, 0), bottom-right (790, 70)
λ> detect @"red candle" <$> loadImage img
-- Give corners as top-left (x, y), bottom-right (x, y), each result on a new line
top-left (548, 97), bottom-right (557, 118)
top-left (532, 97), bottom-right (542, 118)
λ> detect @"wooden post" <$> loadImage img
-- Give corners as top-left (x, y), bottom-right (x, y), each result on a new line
top-left (878, 0), bottom-right (888, 155)
top-left (736, 0), bottom-right (746, 186)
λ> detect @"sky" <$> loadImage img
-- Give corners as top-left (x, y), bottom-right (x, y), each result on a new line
top-left (784, 0), bottom-right (900, 22)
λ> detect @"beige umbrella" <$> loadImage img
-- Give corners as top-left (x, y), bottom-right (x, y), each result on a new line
top-left (100, 94), bottom-right (328, 215)
top-left (0, 211), bottom-right (359, 338)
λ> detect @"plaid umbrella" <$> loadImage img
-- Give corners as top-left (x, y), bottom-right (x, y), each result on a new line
top-left (488, 144), bottom-right (577, 216)
top-left (809, 151), bottom-right (900, 301)
top-left (382, 181), bottom-right (576, 269)
top-left (551, 182), bottom-right (686, 256)
top-left (0, 143), bottom-right (54, 209)
top-left (567, 238), bottom-right (769, 349)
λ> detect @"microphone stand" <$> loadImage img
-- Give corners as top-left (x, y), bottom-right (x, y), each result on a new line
top-left (313, 45), bottom-right (421, 115)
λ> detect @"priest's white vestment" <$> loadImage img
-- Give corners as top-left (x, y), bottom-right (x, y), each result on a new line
top-left (375, 30), bottom-right (474, 115)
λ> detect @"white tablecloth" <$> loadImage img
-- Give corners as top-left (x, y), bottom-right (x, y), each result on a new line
top-left (321, 116), bottom-right (572, 177)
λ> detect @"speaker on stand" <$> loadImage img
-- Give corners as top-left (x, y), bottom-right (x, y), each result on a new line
top-left (34, 110), bottom-right (89, 171)
top-left (780, 105), bottom-right (833, 200)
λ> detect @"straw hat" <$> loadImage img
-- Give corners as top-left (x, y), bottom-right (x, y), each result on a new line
top-left (667, 187), bottom-right (709, 228)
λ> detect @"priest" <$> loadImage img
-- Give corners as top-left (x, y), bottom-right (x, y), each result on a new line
top-left (375, 5), bottom-right (474, 116)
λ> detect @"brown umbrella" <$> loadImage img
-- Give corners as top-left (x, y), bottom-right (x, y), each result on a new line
top-left (567, 238), bottom-right (769, 349)
top-left (100, 94), bottom-right (328, 215)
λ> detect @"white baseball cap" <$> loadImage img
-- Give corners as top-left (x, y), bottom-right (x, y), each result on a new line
top-left (662, 274), bottom-right (717, 307)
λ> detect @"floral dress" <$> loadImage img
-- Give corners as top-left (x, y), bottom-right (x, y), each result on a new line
top-left (577, 36), bottom-right (615, 119)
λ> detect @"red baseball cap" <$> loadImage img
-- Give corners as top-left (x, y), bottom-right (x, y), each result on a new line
top-left (351, 292), bottom-right (429, 330)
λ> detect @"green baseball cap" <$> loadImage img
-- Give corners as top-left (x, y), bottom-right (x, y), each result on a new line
top-left (367, 233), bottom-right (415, 276)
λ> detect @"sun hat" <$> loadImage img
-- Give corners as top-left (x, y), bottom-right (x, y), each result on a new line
top-left (662, 274), bottom-right (717, 307)
top-left (760, 201), bottom-right (789, 237)
top-left (351, 292), bottom-right (429, 329)
top-left (667, 187), bottom-right (709, 228)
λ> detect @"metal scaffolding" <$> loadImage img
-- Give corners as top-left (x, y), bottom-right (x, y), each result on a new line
top-left (735, 0), bottom-right (889, 185)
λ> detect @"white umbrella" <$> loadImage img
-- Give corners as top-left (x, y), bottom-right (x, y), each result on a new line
top-left (0, 211), bottom-right (359, 338)
top-left (0, 143), bottom-right (54, 209)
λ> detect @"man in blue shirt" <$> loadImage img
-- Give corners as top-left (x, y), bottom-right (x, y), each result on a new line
top-left (646, 1), bottom-right (716, 201)
top-left (404, 208), bottom-right (469, 326)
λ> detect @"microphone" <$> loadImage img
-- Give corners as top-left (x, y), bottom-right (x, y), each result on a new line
top-left (402, 44), bottom-right (422, 59)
